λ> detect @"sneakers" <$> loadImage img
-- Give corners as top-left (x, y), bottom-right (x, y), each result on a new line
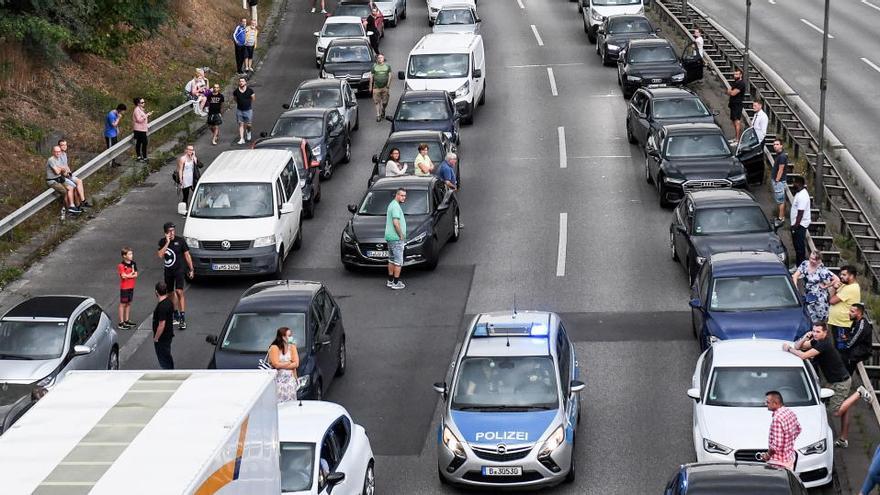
top-left (179, 319), bottom-right (187, 330)
top-left (772, 218), bottom-right (784, 228)
top-left (211, 137), bottom-right (218, 146)
top-left (834, 438), bottom-right (849, 448)
top-left (390, 280), bottom-right (406, 290)
top-left (67, 206), bottom-right (83, 214)
top-left (376, 115), bottom-right (382, 122)
top-left (321, 8), bottom-right (327, 13)
top-left (858, 385), bottom-right (874, 403)
top-left (246, 130), bottom-right (252, 141)
top-left (80, 200), bottom-right (93, 208)
top-left (386, 279), bottom-right (394, 288)
top-left (311, 7), bottom-right (316, 12)
top-left (119, 321), bottom-right (133, 330)
top-left (237, 138), bottom-right (246, 145)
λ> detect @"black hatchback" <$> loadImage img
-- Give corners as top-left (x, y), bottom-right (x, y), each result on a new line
top-left (206, 280), bottom-right (347, 401)
top-left (253, 137), bottom-right (322, 218)
top-left (369, 130), bottom-right (459, 186)
top-left (387, 90), bottom-right (460, 145)
top-left (264, 108), bottom-right (350, 180)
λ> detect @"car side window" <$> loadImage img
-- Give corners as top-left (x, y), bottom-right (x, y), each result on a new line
top-left (698, 265), bottom-right (711, 302)
top-left (85, 305), bottom-right (103, 334)
top-left (275, 179), bottom-right (285, 210)
top-left (645, 99), bottom-right (653, 119)
top-left (685, 201), bottom-right (695, 230)
top-left (280, 160), bottom-right (297, 201)
top-left (433, 182), bottom-right (445, 208)
top-left (330, 416), bottom-right (352, 461)
top-left (317, 290), bottom-right (336, 331)
top-left (70, 312), bottom-right (91, 347)
top-left (631, 92), bottom-right (646, 113)
top-left (310, 296), bottom-right (326, 338)
top-left (699, 348), bottom-right (713, 396)
top-left (319, 431), bottom-right (338, 479)
top-left (557, 325), bottom-right (572, 396)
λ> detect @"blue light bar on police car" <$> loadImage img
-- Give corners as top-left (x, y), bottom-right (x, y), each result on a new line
top-left (472, 323), bottom-right (549, 337)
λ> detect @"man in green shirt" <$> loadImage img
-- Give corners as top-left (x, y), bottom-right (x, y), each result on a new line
top-left (385, 187), bottom-right (407, 290)
top-left (370, 54), bottom-right (392, 122)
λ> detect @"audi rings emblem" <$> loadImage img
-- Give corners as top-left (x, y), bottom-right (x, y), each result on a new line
top-left (755, 452), bottom-right (765, 461)
top-left (221, 240), bottom-right (231, 250)
top-left (496, 444), bottom-right (507, 454)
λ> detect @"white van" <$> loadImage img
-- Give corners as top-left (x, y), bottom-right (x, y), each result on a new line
top-left (398, 33), bottom-right (486, 125)
top-left (581, 0), bottom-right (645, 42)
top-left (181, 149), bottom-right (303, 278)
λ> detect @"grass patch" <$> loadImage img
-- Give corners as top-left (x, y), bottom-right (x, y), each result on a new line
top-left (0, 265), bottom-right (22, 288)
top-left (1, 120), bottom-right (45, 151)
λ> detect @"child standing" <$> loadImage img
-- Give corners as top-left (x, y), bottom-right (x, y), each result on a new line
top-left (117, 247), bottom-right (138, 329)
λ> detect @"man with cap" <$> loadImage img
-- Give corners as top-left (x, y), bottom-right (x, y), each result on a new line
top-left (156, 222), bottom-right (194, 330)
top-left (840, 303), bottom-right (875, 374)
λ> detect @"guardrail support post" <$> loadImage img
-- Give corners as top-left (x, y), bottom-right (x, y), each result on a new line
top-left (815, 0), bottom-right (831, 209)
top-left (743, 0), bottom-right (752, 98)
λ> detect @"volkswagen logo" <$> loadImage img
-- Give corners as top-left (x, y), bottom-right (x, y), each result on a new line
top-left (496, 444), bottom-right (507, 454)
top-left (221, 240), bottom-right (231, 251)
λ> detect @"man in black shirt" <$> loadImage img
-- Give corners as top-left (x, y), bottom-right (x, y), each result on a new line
top-left (152, 282), bottom-right (175, 369)
top-left (726, 67), bottom-right (746, 144)
top-left (156, 222), bottom-right (194, 330)
top-left (785, 322), bottom-right (873, 448)
top-left (233, 77), bottom-right (255, 145)
top-left (205, 84), bottom-right (225, 146)
top-left (840, 303), bottom-right (875, 374)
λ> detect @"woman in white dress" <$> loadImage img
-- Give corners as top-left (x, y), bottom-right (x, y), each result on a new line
top-left (268, 326), bottom-right (300, 403)
top-left (385, 148), bottom-right (406, 176)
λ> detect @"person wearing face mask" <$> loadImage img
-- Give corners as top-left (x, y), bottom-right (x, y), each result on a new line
top-left (268, 326), bottom-right (300, 403)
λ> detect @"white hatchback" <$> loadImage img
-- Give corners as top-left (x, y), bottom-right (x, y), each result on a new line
top-left (687, 339), bottom-right (834, 488)
top-left (279, 401), bottom-right (375, 495)
top-left (314, 16), bottom-right (371, 67)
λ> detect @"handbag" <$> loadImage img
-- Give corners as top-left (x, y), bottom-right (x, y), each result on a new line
top-left (257, 349), bottom-right (273, 370)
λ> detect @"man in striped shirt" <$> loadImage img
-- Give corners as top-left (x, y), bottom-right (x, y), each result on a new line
top-left (761, 390), bottom-right (802, 469)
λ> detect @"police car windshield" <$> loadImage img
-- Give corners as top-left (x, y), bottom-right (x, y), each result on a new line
top-left (280, 442), bottom-right (315, 492)
top-left (451, 356), bottom-right (559, 411)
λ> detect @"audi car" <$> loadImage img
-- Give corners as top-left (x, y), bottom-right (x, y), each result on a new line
top-left (625, 86), bottom-right (717, 149)
top-left (596, 14), bottom-right (658, 65)
top-left (617, 38), bottom-right (703, 98)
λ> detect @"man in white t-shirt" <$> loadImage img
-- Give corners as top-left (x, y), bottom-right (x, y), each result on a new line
top-left (790, 175), bottom-right (811, 267)
top-left (751, 100), bottom-right (769, 144)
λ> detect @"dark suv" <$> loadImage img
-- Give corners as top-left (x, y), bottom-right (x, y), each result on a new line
top-left (387, 90), bottom-right (460, 145)
top-left (617, 38), bottom-right (703, 98)
top-left (265, 108), bottom-right (350, 180)
top-left (597, 14), bottom-right (658, 65)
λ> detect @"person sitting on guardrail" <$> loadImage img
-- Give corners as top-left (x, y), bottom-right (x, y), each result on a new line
top-left (45, 146), bottom-right (80, 215)
top-left (185, 68), bottom-right (209, 117)
top-left (57, 140), bottom-right (90, 208)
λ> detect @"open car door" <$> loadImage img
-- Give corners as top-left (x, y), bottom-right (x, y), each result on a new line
top-left (736, 127), bottom-right (766, 185)
top-left (681, 41), bottom-right (704, 84)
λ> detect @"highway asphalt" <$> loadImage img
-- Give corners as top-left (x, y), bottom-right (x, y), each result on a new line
top-left (0, 0), bottom-right (838, 492)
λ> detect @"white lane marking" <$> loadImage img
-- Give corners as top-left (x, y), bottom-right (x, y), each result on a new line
top-left (547, 68), bottom-right (558, 96)
top-left (506, 62), bottom-right (585, 68)
top-left (556, 213), bottom-right (568, 277)
top-left (768, 0), bottom-right (776, 4)
top-left (800, 18), bottom-right (834, 38)
top-left (862, 0), bottom-right (880, 12)
top-left (862, 57), bottom-right (880, 74)
top-left (571, 155), bottom-right (632, 159)
top-left (558, 127), bottom-right (567, 169)
top-left (516, 0), bottom-right (525, 9)
top-left (531, 24), bottom-right (544, 46)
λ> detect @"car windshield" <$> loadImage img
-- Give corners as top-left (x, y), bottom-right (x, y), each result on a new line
top-left (380, 141), bottom-right (443, 165)
top-left (652, 97), bottom-right (710, 119)
top-left (334, 4), bottom-right (369, 17)
top-left (451, 356), bottom-right (559, 411)
top-left (326, 45), bottom-right (372, 63)
top-left (397, 100), bottom-right (451, 121)
top-left (272, 116), bottom-right (324, 138)
top-left (220, 313), bottom-right (307, 353)
top-left (322, 22), bottom-right (364, 37)
top-left (190, 183), bottom-right (274, 219)
top-left (280, 442), bottom-right (315, 492)
top-left (358, 189), bottom-right (429, 215)
top-left (408, 54), bottom-right (469, 79)
top-left (693, 206), bottom-right (770, 235)
top-left (665, 134), bottom-right (731, 158)
top-left (0, 320), bottom-right (67, 360)
top-left (707, 367), bottom-right (816, 407)
top-left (293, 89), bottom-right (342, 109)
top-left (608, 18), bottom-right (652, 34)
top-left (593, 0), bottom-right (641, 5)
top-left (437, 8), bottom-right (475, 24)
top-left (627, 45), bottom-right (677, 63)
top-left (710, 275), bottom-right (800, 311)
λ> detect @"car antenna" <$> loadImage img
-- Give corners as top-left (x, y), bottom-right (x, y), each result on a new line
top-left (513, 293), bottom-right (518, 318)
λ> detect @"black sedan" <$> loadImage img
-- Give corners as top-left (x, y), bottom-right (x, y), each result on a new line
top-left (264, 107), bottom-right (350, 180)
top-left (644, 123), bottom-right (749, 207)
top-left (617, 38), bottom-right (703, 98)
top-left (206, 280), bottom-right (346, 401)
top-left (626, 86), bottom-right (717, 149)
top-left (387, 90), bottom-right (460, 145)
top-left (369, 130), bottom-right (459, 186)
top-left (667, 462), bottom-right (807, 495)
top-left (320, 37), bottom-right (376, 95)
top-left (670, 189), bottom-right (786, 282)
top-left (253, 137), bottom-right (322, 218)
top-left (341, 176), bottom-right (460, 270)
top-left (597, 14), bottom-right (658, 65)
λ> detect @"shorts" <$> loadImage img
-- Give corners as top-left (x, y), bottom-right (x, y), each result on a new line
top-left (48, 181), bottom-right (69, 194)
top-left (827, 377), bottom-right (852, 413)
top-left (164, 270), bottom-right (186, 291)
top-left (207, 113), bottom-right (223, 126)
top-left (772, 180), bottom-right (786, 204)
top-left (244, 45), bottom-right (255, 58)
top-left (387, 240), bottom-right (404, 266)
top-left (120, 288), bottom-right (134, 304)
top-left (729, 104), bottom-right (744, 121)
top-left (372, 87), bottom-right (390, 107)
top-left (236, 109), bottom-right (253, 124)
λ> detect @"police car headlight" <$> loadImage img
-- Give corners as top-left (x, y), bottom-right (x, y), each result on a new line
top-left (443, 426), bottom-right (466, 457)
top-left (253, 235), bottom-right (276, 248)
top-left (297, 375), bottom-right (310, 389)
top-left (672, 73), bottom-right (685, 82)
top-left (537, 426), bottom-right (565, 458)
top-left (703, 438), bottom-right (732, 455)
top-left (799, 439), bottom-right (826, 456)
top-left (185, 236), bottom-right (200, 249)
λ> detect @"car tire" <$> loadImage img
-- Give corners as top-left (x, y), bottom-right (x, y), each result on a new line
top-left (304, 198), bottom-right (316, 219)
top-left (644, 156), bottom-right (653, 184)
top-left (596, 42), bottom-right (601, 55)
top-left (293, 218), bottom-right (303, 250)
top-left (341, 138), bottom-right (352, 164)
top-left (108, 347), bottom-right (119, 370)
top-left (626, 119), bottom-right (636, 144)
top-left (438, 466), bottom-right (450, 485)
top-left (314, 180), bottom-right (322, 203)
top-left (658, 179), bottom-right (671, 208)
top-left (362, 461), bottom-right (375, 495)
top-left (343, 262), bottom-right (359, 272)
top-left (578, 3), bottom-right (583, 12)
top-left (390, 11), bottom-right (398, 27)
top-left (462, 103), bottom-right (474, 125)
top-left (478, 83), bottom-right (486, 106)
top-left (582, 15), bottom-right (589, 34)
top-left (401, 2), bottom-right (407, 19)
top-left (335, 336), bottom-right (347, 377)
top-left (587, 29), bottom-right (596, 43)
top-left (424, 239), bottom-right (440, 271)
top-left (353, 109), bottom-right (360, 131)
top-left (564, 435), bottom-right (576, 483)
top-left (321, 158), bottom-right (333, 180)
top-left (273, 246), bottom-right (285, 279)
top-left (691, 313), bottom-right (699, 339)
top-left (449, 210), bottom-right (460, 242)
top-left (670, 231), bottom-right (679, 261)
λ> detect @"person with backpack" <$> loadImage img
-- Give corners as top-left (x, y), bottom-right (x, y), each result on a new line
top-left (840, 303), bottom-right (874, 374)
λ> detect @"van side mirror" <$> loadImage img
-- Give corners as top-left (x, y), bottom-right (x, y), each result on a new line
top-left (367, 30), bottom-right (374, 36)
top-left (687, 388), bottom-right (700, 401)
top-left (475, 18), bottom-right (482, 22)
top-left (260, 131), bottom-right (268, 138)
top-left (473, 68), bottom-right (482, 78)
top-left (820, 388), bottom-right (835, 400)
top-left (371, 154), bottom-right (379, 164)
top-left (397, 70), bottom-right (405, 80)
top-left (282, 103), bottom-right (291, 109)
top-left (313, 31), bottom-right (320, 37)
top-left (280, 203), bottom-right (295, 215)
top-left (433, 381), bottom-right (447, 394)
top-left (177, 202), bottom-right (188, 216)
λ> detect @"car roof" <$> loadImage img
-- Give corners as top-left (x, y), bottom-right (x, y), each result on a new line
top-left (708, 251), bottom-right (789, 277)
top-left (709, 339), bottom-right (808, 368)
top-left (278, 401), bottom-right (350, 443)
top-left (663, 122), bottom-right (723, 135)
top-left (327, 37), bottom-right (371, 47)
top-left (199, 150), bottom-right (293, 183)
top-left (687, 189), bottom-right (760, 208)
top-left (628, 37), bottom-right (672, 48)
top-left (464, 311), bottom-right (556, 358)
top-left (683, 462), bottom-right (792, 490)
top-left (297, 78), bottom-right (343, 90)
top-left (412, 33), bottom-right (479, 54)
top-left (640, 86), bottom-right (699, 99)
top-left (386, 130), bottom-right (445, 142)
top-left (2, 296), bottom-right (90, 320)
top-left (438, 2), bottom-right (477, 10)
top-left (323, 15), bottom-right (363, 24)
top-left (371, 176), bottom-right (437, 190)
top-left (278, 108), bottom-right (331, 119)
top-left (235, 281), bottom-right (323, 313)
top-left (400, 90), bottom-right (451, 101)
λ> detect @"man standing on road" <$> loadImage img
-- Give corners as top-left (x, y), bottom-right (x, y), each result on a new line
top-left (751, 99), bottom-right (768, 144)
top-left (370, 54), bottom-right (392, 122)
top-left (156, 222), bottom-right (194, 330)
top-left (233, 18), bottom-right (247, 75)
top-left (385, 188), bottom-right (407, 290)
top-left (105, 104), bottom-right (126, 166)
top-left (769, 140), bottom-right (788, 228)
top-left (840, 303), bottom-right (874, 375)
top-left (790, 175), bottom-right (810, 267)
top-left (233, 77), bottom-right (255, 145)
top-left (829, 265), bottom-right (861, 352)
top-left (726, 68), bottom-right (746, 144)
top-left (760, 391), bottom-right (801, 470)
top-left (152, 281), bottom-right (175, 369)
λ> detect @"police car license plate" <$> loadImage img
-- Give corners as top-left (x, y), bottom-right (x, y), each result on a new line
top-left (211, 263), bottom-right (240, 271)
top-left (482, 466), bottom-right (522, 476)
top-left (366, 250), bottom-right (388, 258)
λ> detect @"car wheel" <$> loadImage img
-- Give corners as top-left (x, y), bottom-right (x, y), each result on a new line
top-left (343, 262), bottom-right (359, 272)
top-left (273, 246), bottom-right (285, 279)
top-left (314, 180), bottom-right (322, 203)
top-left (626, 119), bottom-right (636, 144)
top-left (362, 462), bottom-right (375, 495)
top-left (644, 156), bottom-right (653, 184)
top-left (596, 42), bottom-right (601, 55)
top-left (578, 2), bottom-right (583, 12)
top-left (617, 71), bottom-right (622, 87)
top-left (321, 158), bottom-right (333, 180)
top-left (449, 210), bottom-right (461, 242)
top-left (658, 180), bottom-right (671, 208)
top-left (602, 52), bottom-right (611, 66)
top-left (462, 103), bottom-right (474, 125)
top-left (424, 239), bottom-right (440, 271)
top-left (335, 336), bottom-right (347, 377)
top-left (582, 15), bottom-right (589, 34)
top-left (390, 11), bottom-right (398, 27)
top-left (478, 83), bottom-right (486, 106)
top-left (341, 138), bottom-right (352, 164)
top-left (587, 29), bottom-right (596, 43)
top-left (304, 198), bottom-right (316, 219)
top-left (401, 2), bottom-right (407, 19)
top-left (670, 231), bottom-right (679, 261)
top-left (108, 347), bottom-right (119, 370)
top-left (353, 109), bottom-right (360, 131)
top-left (438, 466), bottom-right (450, 485)
top-left (691, 313), bottom-right (699, 339)
top-left (564, 435), bottom-right (576, 483)
top-left (293, 218), bottom-right (303, 250)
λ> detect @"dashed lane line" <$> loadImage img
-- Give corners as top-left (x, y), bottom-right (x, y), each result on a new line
top-left (531, 24), bottom-right (544, 46)
top-left (862, 0), bottom-right (880, 13)
top-left (547, 67), bottom-right (558, 96)
top-left (516, 0), bottom-right (525, 9)
top-left (799, 18), bottom-right (834, 38)
top-left (557, 213), bottom-right (568, 277)
top-left (862, 57), bottom-right (880, 74)
top-left (558, 127), bottom-right (567, 169)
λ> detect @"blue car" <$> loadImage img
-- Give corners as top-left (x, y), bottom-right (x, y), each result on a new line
top-left (689, 251), bottom-right (811, 350)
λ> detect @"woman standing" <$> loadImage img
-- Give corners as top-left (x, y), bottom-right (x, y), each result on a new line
top-left (268, 326), bottom-right (300, 403)
top-left (176, 145), bottom-right (198, 206)
top-left (132, 97), bottom-right (152, 162)
top-left (243, 20), bottom-right (259, 73)
top-left (414, 143), bottom-right (434, 176)
top-left (385, 148), bottom-right (406, 176)
top-left (792, 251), bottom-right (840, 323)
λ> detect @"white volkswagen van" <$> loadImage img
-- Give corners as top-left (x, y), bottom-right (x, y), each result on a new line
top-left (181, 149), bottom-right (303, 278)
top-left (398, 33), bottom-right (486, 125)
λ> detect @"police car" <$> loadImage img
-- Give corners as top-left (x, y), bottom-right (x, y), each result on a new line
top-left (432, 311), bottom-right (584, 488)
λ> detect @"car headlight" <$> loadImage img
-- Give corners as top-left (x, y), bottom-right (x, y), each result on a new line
top-left (664, 176), bottom-right (685, 185)
top-left (626, 75), bottom-right (642, 82)
top-left (776, 251), bottom-right (786, 262)
top-left (342, 229), bottom-right (354, 243)
top-left (537, 426), bottom-right (565, 458)
top-left (728, 173), bottom-right (747, 183)
top-left (695, 256), bottom-right (706, 265)
top-left (297, 375), bottom-right (310, 389)
top-left (430, 7), bottom-right (439, 13)
top-left (590, 10), bottom-right (604, 22)
top-left (383, 9), bottom-right (392, 15)
top-left (253, 234), bottom-right (276, 248)
top-left (362, 71), bottom-right (372, 79)
top-left (321, 70), bottom-right (331, 78)
top-left (703, 438), bottom-right (733, 455)
top-left (184, 236), bottom-right (199, 249)
top-left (406, 231), bottom-right (428, 246)
top-left (606, 44), bottom-right (620, 51)
top-left (671, 73), bottom-right (685, 82)
top-left (312, 145), bottom-right (322, 157)
top-left (455, 81), bottom-right (470, 98)
top-left (317, 46), bottom-right (325, 53)
top-left (443, 131), bottom-right (453, 138)
top-left (799, 439), bottom-right (827, 456)
top-left (36, 374), bottom-right (57, 389)
top-left (443, 426), bottom-right (466, 457)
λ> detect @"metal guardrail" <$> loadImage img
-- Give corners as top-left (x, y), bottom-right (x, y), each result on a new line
top-left (0, 101), bottom-right (194, 238)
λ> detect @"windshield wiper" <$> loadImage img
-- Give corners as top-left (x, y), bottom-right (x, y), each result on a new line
top-left (0, 353), bottom-right (36, 360)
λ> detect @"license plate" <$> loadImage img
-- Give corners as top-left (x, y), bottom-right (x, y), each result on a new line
top-left (211, 263), bottom-right (240, 271)
top-left (366, 250), bottom-right (388, 258)
top-left (652, 78), bottom-right (662, 83)
top-left (482, 466), bottom-right (522, 476)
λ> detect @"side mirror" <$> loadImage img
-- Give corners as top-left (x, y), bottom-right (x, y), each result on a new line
top-left (646, 148), bottom-right (659, 157)
top-left (473, 68), bottom-right (482, 78)
top-left (655, 28), bottom-right (661, 33)
top-left (367, 30), bottom-right (374, 36)
top-left (205, 335), bottom-right (219, 345)
top-left (688, 298), bottom-right (702, 309)
top-left (475, 18), bottom-right (482, 22)
top-left (570, 380), bottom-right (586, 393)
top-left (347, 100), bottom-right (357, 108)
top-left (385, 115), bottom-right (394, 122)
top-left (326, 472), bottom-right (345, 486)
top-left (280, 202), bottom-right (295, 215)
top-left (433, 381), bottom-right (447, 394)
top-left (313, 31), bottom-right (320, 37)
top-left (676, 225), bottom-right (686, 234)
top-left (371, 153), bottom-right (379, 163)
top-left (347, 204), bottom-right (358, 214)
top-left (177, 202), bottom-right (188, 216)
top-left (282, 103), bottom-right (291, 109)
top-left (636, 111), bottom-right (647, 120)
top-left (820, 388), bottom-right (835, 400)
top-left (397, 70), bottom-right (405, 80)
top-left (259, 131), bottom-right (268, 138)
top-left (687, 388), bottom-right (700, 401)
top-left (73, 345), bottom-right (92, 357)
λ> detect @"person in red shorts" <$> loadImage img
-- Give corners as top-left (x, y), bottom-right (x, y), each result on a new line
top-left (117, 247), bottom-right (139, 329)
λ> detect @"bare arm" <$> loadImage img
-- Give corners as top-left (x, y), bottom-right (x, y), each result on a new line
top-left (183, 251), bottom-right (195, 275)
top-left (393, 218), bottom-right (404, 239)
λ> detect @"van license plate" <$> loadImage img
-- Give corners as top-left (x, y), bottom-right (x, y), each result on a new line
top-left (482, 466), bottom-right (522, 476)
top-left (212, 263), bottom-right (240, 271)
top-left (366, 250), bottom-right (388, 258)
